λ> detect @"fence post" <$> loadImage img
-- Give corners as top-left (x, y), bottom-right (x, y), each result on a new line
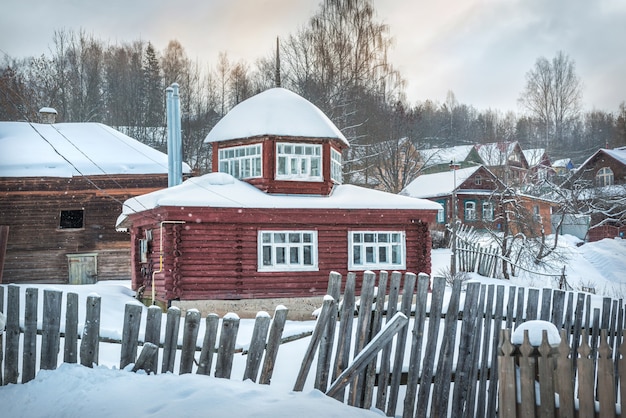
top-left (244, 311), bottom-right (271, 382)
top-left (4, 284), bottom-right (20, 384)
top-left (80, 294), bottom-right (101, 368)
top-left (497, 329), bottom-right (516, 418)
top-left (597, 330), bottom-right (616, 417)
top-left (577, 330), bottom-right (594, 417)
top-left (197, 313), bottom-right (220, 376)
top-left (0, 285), bottom-right (4, 386)
top-left (179, 309), bottom-right (201, 375)
top-left (375, 271), bottom-right (400, 410)
top-left (161, 306), bottom-right (181, 374)
top-left (215, 313), bottom-right (240, 379)
top-left (315, 271), bottom-right (342, 392)
top-left (258, 305), bottom-right (288, 385)
top-left (331, 272), bottom-right (356, 401)
top-left (40, 289), bottom-right (62, 371)
top-left (556, 329), bottom-right (574, 417)
top-left (143, 305), bottom-right (162, 373)
top-left (120, 303), bottom-right (143, 369)
top-left (64, 292), bottom-right (79, 364)
top-left (22, 288), bottom-right (38, 383)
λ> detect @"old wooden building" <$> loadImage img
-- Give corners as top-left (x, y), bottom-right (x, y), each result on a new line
top-left (0, 118), bottom-right (190, 284)
top-left (117, 88), bottom-right (441, 307)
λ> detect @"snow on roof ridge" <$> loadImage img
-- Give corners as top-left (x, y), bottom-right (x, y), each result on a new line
top-left (204, 87), bottom-right (348, 146)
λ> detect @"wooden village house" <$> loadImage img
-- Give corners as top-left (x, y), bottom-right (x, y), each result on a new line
top-left (116, 88), bottom-right (441, 314)
top-left (0, 113), bottom-right (190, 284)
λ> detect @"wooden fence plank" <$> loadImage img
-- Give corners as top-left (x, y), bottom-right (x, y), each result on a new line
top-left (551, 289), bottom-right (565, 329)
top-left (363, 270), bottom-right (388, 409)
top-left (331, 272), bottom-right (356, 401)
top-left (244, 311), bottom-right (271, 382)
top-left (120, 303), bottom-right (143, 369)
top-left (571, 292), bottom-right (586, 372)
top-left (259, 306), bottom-right (288, 385)
top-left (179, 309), bottom-right (201, 375)
top-left (537, 331), bottom-right (555, 418)
top-left (64, 292), bottom-right (79, 364)
top-left (80, 294), bottom-right (101, 368)
top-left (526, 288), bottom-right (539, 321)
top-left (556, 329), bottom-right (574, 418)
top-left (294, 297), bottom-right (334, 391)
top-left (22, 288), bottom-right (38, 383)
top-left (161, 306), bottom-right (181, 374)
top-left (4, 285), bottom-right (20, 384)
top-left (514, 287), bottom-right (525, 329)
top-left (386, 272), bottom-right (416, 416)
top-left (486, 285), bottom-right (506, 418)
top-left (350, 271), bottom-right (376, 407)
top-left (197, 313), bottom-right (219, 376)
top-left (506, 285), bottom-right (516, 330)
top-left (40, 289), bottom-right (62, 371)
top-left (428, 276), bottom-right (461, 418)
top-left (598, 330), bottom-right (616, 418)
top-left (402, 273), bottom-right (432, 418)
top-left (577, 331), bottom-right (594, 418)
top-left (497, 329), bottom-right (517, 418)
top-left (132, 342), bottom-right (159, 374)
top-left (540, 288), bottom-right (552, 321)
top-left (143, 305), bottom-right (162, 373)
top-left (375, 271), bottom-right (402, 410)
top-left (0, 285), bottom-right (4, 386)
top-left (315, 271), bottom-right (342, 392)
top-left (215, 313), bottom-right (240, 379)
top-left (326, 312), bottom-right (408, 400)
top-left (518, 331), bottom-right (535, 418)
top-left (465, 284), bottom-right (488, 416)
top-left (476, 284), bottom-right (496, 418)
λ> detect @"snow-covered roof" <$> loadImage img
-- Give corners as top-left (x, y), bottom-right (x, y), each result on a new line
top-left (117, 172), bottom-right (441, 227)
top-left (604, 147), bottom-right (626, 166)
top-left (475, 142), bottom-right (519, 166)
top-left (0, 122), bottom-right (191, 178)
top-left (400, 165), bottom-right (484, 199)
top-left (552, 158), bottom-right (573, 168)
top-left (419, 145), bottom-right (478, 168)
top-left (204, 88), bottom-right (348, 146)
top-left (523, 148), bottom-right (547, 167)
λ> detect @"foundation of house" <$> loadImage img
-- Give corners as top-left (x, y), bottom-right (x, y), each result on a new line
top-left (171, 296), bottom-right (325, 321)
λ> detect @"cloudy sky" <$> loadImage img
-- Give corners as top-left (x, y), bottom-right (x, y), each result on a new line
top-left (1, 0), bottom-right (624, 113)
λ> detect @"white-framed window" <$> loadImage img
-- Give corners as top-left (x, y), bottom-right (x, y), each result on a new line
top-left (482, 201), bottom-right (494, 221)
top-left (218, 144), bottom-right (262, 179)
top-left (596, 167), bottom-right (614, 187)
top-left (464, 201), bottom-right (477, 221)
top-left (276, 143), bottom-right (322, 180)
top-left (331, 148), bottom-right (343, 184)
top-left (258, 230), bottom-right (318, 272)
top-left (474, 175), bottom-right (482, 185)
top-left (348, 231), bottom-right (406, 270)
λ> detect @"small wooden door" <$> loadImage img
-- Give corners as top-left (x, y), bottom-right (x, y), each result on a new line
top-left (67, 253), bottom-right (98, 284)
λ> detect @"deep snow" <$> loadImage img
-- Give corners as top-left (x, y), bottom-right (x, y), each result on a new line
top-left (1, 236), bottom-right (625, 417)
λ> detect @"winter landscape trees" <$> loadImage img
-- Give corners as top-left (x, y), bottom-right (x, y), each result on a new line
top-left (1, 0), bottom-right (625, 183)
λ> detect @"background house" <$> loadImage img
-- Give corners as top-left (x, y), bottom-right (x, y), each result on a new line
top-left (0, 116), bottom-right (191, 284)
top-left (523, 148), bottom-right (554, 184)
top-left (117, 88), bottom-right (441, 313)
top-left (475, 141), bottom-right (529, 186)
top-left (418, 145), bottom-right (483, 174)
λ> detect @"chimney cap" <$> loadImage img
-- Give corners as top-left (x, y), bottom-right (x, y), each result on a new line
top-left (39, 107), bottom-right (58, 115)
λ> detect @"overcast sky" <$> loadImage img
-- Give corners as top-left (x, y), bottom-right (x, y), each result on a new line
top-left (1, 0), bottom-right (624, 113)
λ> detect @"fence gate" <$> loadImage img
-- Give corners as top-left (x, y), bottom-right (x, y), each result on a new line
top-left (67, 253), bottom-right (98, 284)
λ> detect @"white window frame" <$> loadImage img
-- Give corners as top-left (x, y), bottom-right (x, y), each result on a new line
top-left (218, 144), bottom-right (262, 179)
top-left (465, 201), bottom-right (477, 221)
top-left (482, 201), bottom-right (494, 221)
top-left (331, 148), bottom-right (343, 184)
top-left (276, 143), bottom-right (322, 181)
top-left (258, 230), bottom-right (318, 272)
top-left (348, 231), bottom-right (406, 271)
top-left (596, 167), bottom-right (614, 187)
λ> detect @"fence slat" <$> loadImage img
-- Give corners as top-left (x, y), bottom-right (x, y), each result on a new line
top-left (475, 284), bottom-right (496, 418)
top-left (330, 272), bottom-right (356, 401)
top-left (80, 294), bottom-right (101, 368)
top-left (556, 329), bottom-right (574, 418)
top-left (537, 331), bottom-right (555, 418)
top-left (4, 285), bottom-right (20, 384)
top-left (143, 305), bottom-right (162, 373)
top-left (598, 330), bottom-right (616, 418)
top-left (120, 303), bottom-right (143, 369)
top-left (518, 331), bottom-right (535, 418)
top-left (526, 288), bottom-right (539, 321)
top-left (0, 285), bottom-right (4, 386)
top-left (40, 289), bottom-right (62, 371)
top-left (179, 309), bottom-right (201, 375)
top-left (486, 285), bottom-right (506, 418)
top-left (161, 306), bottom-right (181, 374)
top-left (259, 305), bottom-right (288, 385)
top-left (514, 287), bottom-right (525, 329)
top-left (577, 331), bottom-right (594, 418)
top-left (315, 271), bottom-right (342, 392)
top-left (132, 342), bottom-right (159, 374)
top-left (497, 329), bottom-right (516, 418)
top-left (363, 270), bottom-right (388, 409)
top-left (64, 292), bottom-right (79, 364)
top-left (22, 288), bottom-right (38, 383)
top-left (243, 311), bottom-right (271, 382)
top-left (197, 313), bottom-right (220, 376)
top-left (214, 313), bottom-right (240, 379)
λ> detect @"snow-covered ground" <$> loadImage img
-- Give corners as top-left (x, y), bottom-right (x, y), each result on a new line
top-left (0, 235), bottom-right (625, 417)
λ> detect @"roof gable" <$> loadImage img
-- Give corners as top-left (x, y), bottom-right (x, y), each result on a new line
top-left (204, 88), bottom-right (348, 146)
top-left (401, 165), bottom-right (500, 198)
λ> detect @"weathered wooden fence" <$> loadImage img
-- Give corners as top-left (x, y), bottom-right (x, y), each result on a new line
top-left (2, 274), bottom-right (625, 417)
top-left (0, 284), bottom-right (288, 386)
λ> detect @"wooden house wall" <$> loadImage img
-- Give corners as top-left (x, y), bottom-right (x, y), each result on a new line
top-left (129, 206), bottom-right (436, 302)
top-left (0, 175), bottom-right (167, 283)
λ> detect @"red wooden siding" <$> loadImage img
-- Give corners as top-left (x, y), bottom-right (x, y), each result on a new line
top-left (128, 206), bottom-right (436, 302)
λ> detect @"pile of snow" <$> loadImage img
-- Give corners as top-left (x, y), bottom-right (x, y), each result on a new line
top-left (511, 320), bottom-right (561, 346)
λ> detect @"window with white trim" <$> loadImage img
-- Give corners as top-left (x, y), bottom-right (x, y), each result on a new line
top-left (348, 231), bottom-right (406, 270)
top-left (218, 144), bottom-right (262, 179)
top-left (465, 201), bottom-right (477, 221)
top-left (596, 167), bottom-right (614, 187)
top-left (331, 148), bottom-right (343, 184)
top-left (276, 143), bottom-right (322, 180)
top-left (258, 231), bottom-right (318, 271)
top-left (482, 201), bottom-right (494, 221)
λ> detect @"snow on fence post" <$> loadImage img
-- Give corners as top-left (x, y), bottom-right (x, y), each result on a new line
top-left (179, 309), bottom-right (201, 374)
top-left (120, 303), bottom-right (143, 370)
top-left (161, 306), bottom-right (181, 374)
top-left (243, 311), bottom-right (271, 382)
top-left (214, 313), bottom-right (240, 379)
top-left (80, 294), bottom-right (101, 368)
top-left (40, 289), bottom-right (62, 371)
top-left (22, 288), bottom-right (38, 383)
top-left (197, 313), bottom-right (219, 376)
top-left (259, 305), bottom-right (288, 385)
top-left (4, 284), bottom-right (20, 384)
top-left (64, 292), bottom-right (79, 364)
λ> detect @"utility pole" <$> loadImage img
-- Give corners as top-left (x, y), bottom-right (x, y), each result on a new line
top-left (450, 160), bottom-right (460, 276)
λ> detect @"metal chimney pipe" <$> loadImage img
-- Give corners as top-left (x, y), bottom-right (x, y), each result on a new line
top-left (165, 86), bottom-right (175, 187)
top-left (171, 83), bottom-right (183, 186)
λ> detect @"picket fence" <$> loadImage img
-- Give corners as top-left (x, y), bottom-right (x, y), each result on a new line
top-left (2, 273), bottom-right (625, 417)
